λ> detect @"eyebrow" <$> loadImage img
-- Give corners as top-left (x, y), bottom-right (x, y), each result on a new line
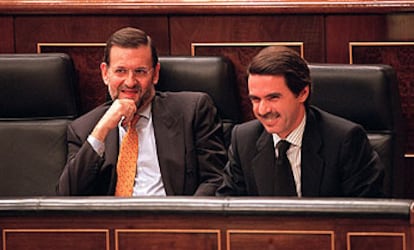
top-left (265, 92), bottom-right (282, 98)
top-left (114, 66), bottom-right (149, 69)
top-left (248, 92), bottom-right (282, 99)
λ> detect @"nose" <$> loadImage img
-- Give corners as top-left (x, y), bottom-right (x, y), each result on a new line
top-left (124, 70), bottom-right (137, 87)
top-left (257, 100), bottom-right (270, 115)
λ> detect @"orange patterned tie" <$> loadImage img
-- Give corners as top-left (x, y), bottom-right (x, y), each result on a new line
top-left (115, 116), bottom-right (139, 197)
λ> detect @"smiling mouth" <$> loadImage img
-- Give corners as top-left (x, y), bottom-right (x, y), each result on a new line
top-left (119, 87), bottom-right (141, 97)
top-left (122, 89), bottom-right (138, 94)
top-left (262, 117), bottom-right (279, 124)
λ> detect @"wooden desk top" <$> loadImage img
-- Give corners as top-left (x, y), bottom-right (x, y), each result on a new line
top-left (0, 0), bottom-right (413, 15)
top-left (0, 197), bottom-right (412, 219)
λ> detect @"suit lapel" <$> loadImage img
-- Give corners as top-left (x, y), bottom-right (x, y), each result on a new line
top-left (152, 95), bottom-right (185, 195)
top-left (252, 130), bottom-right (277, 195)
top-left (90, 104), bottom-right (120, 195)
top-left (301, 109), bottom-right (324, 197)
top-left (105, 127), bottom-right (119, 194)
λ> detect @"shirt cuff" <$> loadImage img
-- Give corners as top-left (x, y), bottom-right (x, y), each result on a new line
top-left (87, 135), bottom-right (105, 157)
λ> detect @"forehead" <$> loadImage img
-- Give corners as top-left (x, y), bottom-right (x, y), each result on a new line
top-left (109, 45), bottom-right (152, 66)
top-left (248, 74), bottom-right (290, 95)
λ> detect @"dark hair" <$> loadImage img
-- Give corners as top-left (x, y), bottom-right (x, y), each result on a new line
top-left (247, 46), bottom-right (312, 107)
top-left (103, 27), bottom-right (158, 67)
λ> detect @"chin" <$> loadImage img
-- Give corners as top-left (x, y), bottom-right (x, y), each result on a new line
top-left (264, 123), bottom-right (285, 135)
top-left (263, 126), bottom-right (276, 134)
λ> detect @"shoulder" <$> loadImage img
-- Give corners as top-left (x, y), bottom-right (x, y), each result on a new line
top-left (154, 91), bottom-right (216, 112)
top-left (234, 119), bottom-right (263, 131)
top-left (69, 102), bottom-right (110, 132)
top-left (308, 106), bottom-right (362, 131)
top-left (307, 106), bottom-right (368, 142)
top-left (156, 91), bottom-right (212, 103)
top-left (232, 119), bottom-right (264, 139)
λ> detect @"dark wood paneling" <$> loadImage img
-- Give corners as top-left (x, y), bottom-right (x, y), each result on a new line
top-left (14, 16), bottom-right (170, 55)
top-left (0, 198), bottom-right (411, 250)
top-left (0, 210), bottom-right (411, 250)
top-left (116, 230), bottom-right (219, 250)
top-left (348, 233), bottom-right (405, 250)
top-left (4, 230), bottom-right (109, 250)
top-left (40, 44), bottom-right (107, 114)
top-left (0, 16), bottom-right (14, 53)
top-left (228, 231), bottom-right (333, 250)
top-left (169, 15), bottom-right (325, 63)
top-left (387, 14), bottom-right (414, 41)
top-left (325, 15), bottom-right (388, 63)
top-left (169, 15), bottom-right (325, 121)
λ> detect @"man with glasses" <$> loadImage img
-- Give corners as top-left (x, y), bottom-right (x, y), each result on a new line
top-left (57, 27), bottom-right (227, 196)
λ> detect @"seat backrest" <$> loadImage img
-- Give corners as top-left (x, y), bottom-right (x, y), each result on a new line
top-left (157, 56), bottom-right (242, 147)
top-left (309, 64), bottom-right (405, 198)
top-left (0, 53), bottom-right (79, 196)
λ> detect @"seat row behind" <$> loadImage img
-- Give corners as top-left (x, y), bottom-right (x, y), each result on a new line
top-left (0, 53), bottom-right (404, 197)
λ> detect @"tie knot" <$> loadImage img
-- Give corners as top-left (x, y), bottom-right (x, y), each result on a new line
top-left (276, 140), bottom-right (290, 155)
top-left (129, 115), bottom-right (140, 128)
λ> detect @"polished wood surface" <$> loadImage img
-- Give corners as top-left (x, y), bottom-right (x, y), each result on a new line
top-left (0, 197), bottom-right (412, 250)
top-left (0, 0), bottom-right (413, 14)
top-left (0, 17), bottom-right (14, 52)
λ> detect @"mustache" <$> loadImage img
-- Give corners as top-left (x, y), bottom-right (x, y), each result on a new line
top-left (120, 85), bottom-right (141, 92)
top-left (258, 112), bottom-right (280, 119)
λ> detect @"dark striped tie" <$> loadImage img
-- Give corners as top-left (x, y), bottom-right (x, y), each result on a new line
top-left (274, 140), bottom-right (297, 196)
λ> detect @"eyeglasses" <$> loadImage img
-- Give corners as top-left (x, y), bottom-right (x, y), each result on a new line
top-left (112, 66), bottom-right (154, 79)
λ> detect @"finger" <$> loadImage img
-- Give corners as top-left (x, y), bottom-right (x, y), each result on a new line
top-left (121, 110), bottom-right (136, 126)
top-left (120, 115), bottom-right (126, 126)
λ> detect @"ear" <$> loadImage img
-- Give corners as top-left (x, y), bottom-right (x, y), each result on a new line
top-left (152, 62), bottom-right (161, 85)
top-left (298, 85), bottom-right (310, 103)
top-left (100, 62), bottom-right (109, 85)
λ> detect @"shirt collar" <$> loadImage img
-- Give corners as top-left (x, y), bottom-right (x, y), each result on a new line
top-left (138, 103), bottom-right (151, 120)
top-left (272, 112), bottom-right (306, 148)
top-left (118, 103), bottom-right (152, 130)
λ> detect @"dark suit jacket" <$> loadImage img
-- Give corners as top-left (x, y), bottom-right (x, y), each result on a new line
top-left (216, 106), bottom-right (384, 198)
top-left (57, 91), bottom-right (227, 196)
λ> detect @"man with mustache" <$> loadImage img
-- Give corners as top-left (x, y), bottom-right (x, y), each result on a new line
top-left (57, 27), bottom-right (226, 196)
top-left (216, 46), bottom-right (384, 197)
